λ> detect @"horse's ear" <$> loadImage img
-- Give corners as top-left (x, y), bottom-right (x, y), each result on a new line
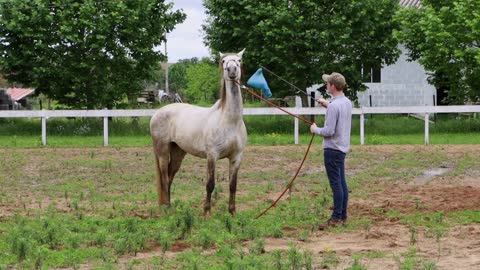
top-left (219, 52), bottom-right (225, 58)
top-left (238, 48), bottom-right (246, 58)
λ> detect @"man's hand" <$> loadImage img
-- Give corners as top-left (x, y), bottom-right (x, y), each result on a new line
top-left (316, 98), bottom-right (329, 108)
top-left (310, 123), bottom-right (318, 134)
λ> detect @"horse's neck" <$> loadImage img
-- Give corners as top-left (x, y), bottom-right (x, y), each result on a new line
top-left (221, 79), bottom-right (243, 123)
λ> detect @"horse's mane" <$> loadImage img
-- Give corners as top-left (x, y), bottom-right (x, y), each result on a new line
top-left (218, 53), bottom-right (243, 109)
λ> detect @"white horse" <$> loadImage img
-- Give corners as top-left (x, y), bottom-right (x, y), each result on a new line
top-left (150, 49), bottom-right (247, 215)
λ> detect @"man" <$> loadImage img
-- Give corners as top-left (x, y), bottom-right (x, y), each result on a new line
top-left (310, 72), bottom-right (352, 230)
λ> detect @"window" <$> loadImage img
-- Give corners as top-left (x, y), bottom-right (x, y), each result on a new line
top-left (360, 64), bottom-right (381, 83)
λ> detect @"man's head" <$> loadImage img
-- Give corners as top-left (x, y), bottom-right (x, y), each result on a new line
top-left (322, 72), bottom-right (346, 93)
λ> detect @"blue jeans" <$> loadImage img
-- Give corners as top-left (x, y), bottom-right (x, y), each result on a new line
top-left (324, 148), bottom-right (348, 220)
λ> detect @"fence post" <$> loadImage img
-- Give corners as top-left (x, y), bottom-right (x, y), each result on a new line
top-left (41, 109), bottom-right (47, 146)
top-left (424, 113), bottom-right (429, 145)
top-left (103, 108), bottom-right (109, 146)
top-left (294, 96), bottom-right (301, 144)
top-left (360, 112), bottom-right (365, 145)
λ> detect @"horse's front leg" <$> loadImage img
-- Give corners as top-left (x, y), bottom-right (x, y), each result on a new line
top-left (228, 153), bottom-right (242, 216)
top-left (204, 157), bottom-right (216, 215)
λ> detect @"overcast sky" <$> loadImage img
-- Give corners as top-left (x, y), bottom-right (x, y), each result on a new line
top-left (166, 0), bottom-right (210, 63)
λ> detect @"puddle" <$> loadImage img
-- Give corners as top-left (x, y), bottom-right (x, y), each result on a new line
top-left (415, 168), bottom-right (451, 185)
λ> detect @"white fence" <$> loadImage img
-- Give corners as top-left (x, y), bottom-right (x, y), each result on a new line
top-left (1, 99), bottom-right (479, 146)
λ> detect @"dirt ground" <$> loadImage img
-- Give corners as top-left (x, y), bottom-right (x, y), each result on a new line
top-left (0, 145), bottom-right (479, 269)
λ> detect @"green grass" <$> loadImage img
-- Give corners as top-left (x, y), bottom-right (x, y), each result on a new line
top-left (1, 132), bottom-right (480, 148)
top-left (0, 113), bottom-right (479, 147)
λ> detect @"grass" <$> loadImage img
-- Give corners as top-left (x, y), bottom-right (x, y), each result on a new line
top-left (1, 132), bottom-right (480, 148)
top-left (0, 113), bottom-right (479, 147)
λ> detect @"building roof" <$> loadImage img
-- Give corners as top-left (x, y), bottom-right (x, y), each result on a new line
top-left (399, 0), bottom-right (422, 8)
top-left (6, 88), bottom-right (35, 101)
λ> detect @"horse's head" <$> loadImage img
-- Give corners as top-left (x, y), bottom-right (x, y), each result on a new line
top-left (219, 49), bottom-right (245, 81)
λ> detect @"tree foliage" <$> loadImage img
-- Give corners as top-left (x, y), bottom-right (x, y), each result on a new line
top-left (203, 0), bottom-right (400, 102)
top-left (184, 58), bottom-right (220, 103)
top-left (0, 0), bottom-right (185, 109)
top-left (168, 58), bottom-right (200, 95)
top-left (395, 0), bottom-right (480, 104)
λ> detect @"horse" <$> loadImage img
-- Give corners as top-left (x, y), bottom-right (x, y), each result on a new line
top-left (150, 49), bottom-right (247, 215)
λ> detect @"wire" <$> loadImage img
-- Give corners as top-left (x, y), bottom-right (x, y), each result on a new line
top-left (260, 65), bottom-right (321, 99)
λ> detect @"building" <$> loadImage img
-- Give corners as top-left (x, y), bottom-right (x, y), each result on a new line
top-left (356, 45), bottom-right (437, 107)
top-left (0, 88), bottom-right (35, 110)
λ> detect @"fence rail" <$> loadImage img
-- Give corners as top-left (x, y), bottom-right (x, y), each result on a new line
top-left (1, 100), bottom-right (479, 146)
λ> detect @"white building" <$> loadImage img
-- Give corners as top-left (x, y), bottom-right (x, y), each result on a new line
top-left (356, 45), bottom-right (437, 107)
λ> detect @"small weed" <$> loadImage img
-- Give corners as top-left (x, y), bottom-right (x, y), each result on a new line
top-left (320, 248), bottom-right (339, 269)
top-left (303, 249), bottom-right (313, 270)
top-left (156, 232), bottom-right (173, 253)
top-left (213, 184), bottom-right (223, 200)
top-left (345, 255), bottom-right (367, 270)
top-left (12, 237), bottom-right (29, 261)
top-left (195, 229), bottom-right (214, 250)
top-left (248, 238), bottom-right (265, 255)
top-left (422, 260), bottom-right (438, 270)
top-left (114, 238), bottom-right (127, 255)
top-left (288, 244), bottom-right (302, 270)
top-left (297, 230), bottom-right (310, 242)
top-left (409, 224), bottom-right (417, 246)
top-left (179, 207), bottom-right (195, 239)
top-left (223, 214), bottom-right (233, 233)
top-left (415, 199), bottom-right (421, 210)
top-left (271, 224), bottom-right (284, 238)
top-left (271, 249), bottom-right (283, 270)
top-left (127, 259), bottom-right (141, 270)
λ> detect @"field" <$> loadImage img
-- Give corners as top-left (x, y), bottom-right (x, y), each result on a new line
top-left (0, 144), bottom-right (479, 269)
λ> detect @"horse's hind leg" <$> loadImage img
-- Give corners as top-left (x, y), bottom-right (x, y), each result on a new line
top-left (168, 143), bottom-right (186, 200)
top-left (204, 156), bottom-right (216, 215)
top-left (153, 143), bottom-right (170, 207)
top-left (228, 153), bottom-right (243, 216)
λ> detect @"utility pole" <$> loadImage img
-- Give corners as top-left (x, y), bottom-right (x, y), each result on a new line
top-left (165, 39), bottom-right (169, 94)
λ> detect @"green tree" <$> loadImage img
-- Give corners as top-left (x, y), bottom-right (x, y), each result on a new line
top-left (395, 0), bottom-right (480, 104)
top-left (0, 0), bottom-right (185, 109)
top-left (185, 58), bottom-right (220, 103)
top-left (203, 0), bottom-right (400, 102)
top-left (169, 57), bottom-right (200, 95)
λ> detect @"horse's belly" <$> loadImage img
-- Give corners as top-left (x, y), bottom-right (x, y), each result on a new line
top-left (173, 136), bottom-right (207, 158)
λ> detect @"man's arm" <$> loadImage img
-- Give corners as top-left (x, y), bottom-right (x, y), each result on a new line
top-left (310, 106), bottom-right (338, 137)
top-left (316, 98), bottom-right (329, 108)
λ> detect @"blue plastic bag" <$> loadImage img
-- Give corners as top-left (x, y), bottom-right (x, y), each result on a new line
top-left (247, 68), bottom-right (272, 98)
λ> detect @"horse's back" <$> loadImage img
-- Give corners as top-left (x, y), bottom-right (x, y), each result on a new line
top-left (150, 103), bottom-right (211, 129)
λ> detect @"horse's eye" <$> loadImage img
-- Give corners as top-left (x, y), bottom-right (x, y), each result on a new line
top-left (222, 60), bottom-right (225, 63)
top-left (239, 60), bottom-right (242, 62)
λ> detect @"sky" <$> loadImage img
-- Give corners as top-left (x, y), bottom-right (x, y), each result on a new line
top-left (166, 0), bottom-right (210, 63)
